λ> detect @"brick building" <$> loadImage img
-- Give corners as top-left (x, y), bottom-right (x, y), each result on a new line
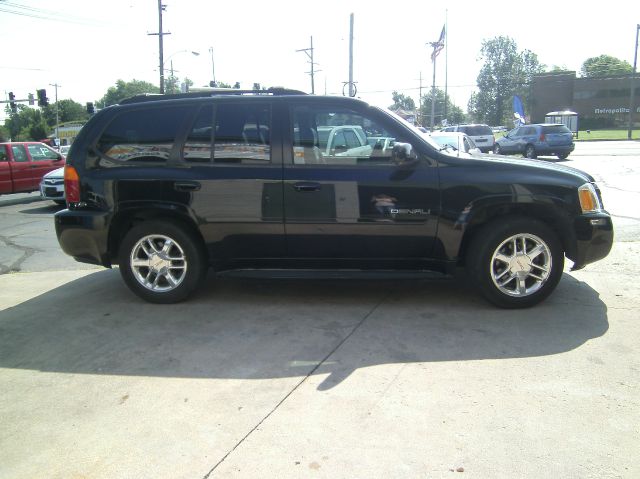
top-left (530, 71), bottom-right (639, 129)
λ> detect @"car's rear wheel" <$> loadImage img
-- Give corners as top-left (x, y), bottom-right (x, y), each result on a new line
top-left (467, 217), bottom-right (564, 308)
top-left (524, 145), bottom-right (537, 159)
top-left (119, 221), bottom-right (207, 303)
top-left (558, 153), bottom-right (570, 160)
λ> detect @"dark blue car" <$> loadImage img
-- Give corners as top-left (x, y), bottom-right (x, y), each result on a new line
top-left (494, 124), bottom-right (575, 160)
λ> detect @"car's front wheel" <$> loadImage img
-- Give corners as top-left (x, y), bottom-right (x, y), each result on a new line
top-left (119, 220), bottom-right (207, 303)
top-left (467, 217), bottom-right (564, 308)
top-left (558, 153), bottom-right (570, 160)
top-left (524, 144), bottom-right (537, 159)
top-left (494, 144), bottom-right (502, 155)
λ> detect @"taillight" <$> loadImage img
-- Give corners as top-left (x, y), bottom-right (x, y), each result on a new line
top-left (64, 165), bottom-right (80, 203)
top-left (539, 133), bottom-right (546, 142)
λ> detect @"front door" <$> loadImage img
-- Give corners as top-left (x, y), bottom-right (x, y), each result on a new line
top-left (283, 101), bottom-right (439, 266)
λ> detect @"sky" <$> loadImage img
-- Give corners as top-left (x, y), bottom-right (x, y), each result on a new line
top-left (1, 0), bottom-right (639, 122)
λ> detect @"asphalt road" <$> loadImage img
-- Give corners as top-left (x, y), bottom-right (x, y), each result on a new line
top-left (0, 141), bottom-right (638, 478)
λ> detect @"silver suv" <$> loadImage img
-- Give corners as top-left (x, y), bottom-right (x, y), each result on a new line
top-left (442, 124), bottom-right (495, 152)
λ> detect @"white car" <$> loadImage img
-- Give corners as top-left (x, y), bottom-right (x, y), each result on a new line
top-left (430, 132), bottom-right (481, 158)
top-left (39, 166), bottom-right (65, 205)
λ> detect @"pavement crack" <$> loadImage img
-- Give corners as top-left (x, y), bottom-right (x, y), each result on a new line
top-left (201, 292), bottom-right (390, 478)
top-left (0, 234), bottom-right (42, 274)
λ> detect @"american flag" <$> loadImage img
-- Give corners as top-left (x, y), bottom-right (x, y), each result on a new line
top-left (431, 25), bottom-right (446, 62)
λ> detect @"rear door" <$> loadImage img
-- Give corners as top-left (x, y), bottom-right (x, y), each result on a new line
top-left (7, 144), bottom-right (34, 192)
top-left (282, 101), bottom-right (439, 265)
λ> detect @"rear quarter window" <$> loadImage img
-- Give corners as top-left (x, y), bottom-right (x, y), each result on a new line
top-left (542, 125), bottom-right (571, 134)
top-left (96, 106), bottom-right (192, 164)
top-left (463, 125), bottom-right (492, 136)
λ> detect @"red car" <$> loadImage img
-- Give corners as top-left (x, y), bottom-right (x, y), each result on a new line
top-left (0, 142), bottom-right (65, 195)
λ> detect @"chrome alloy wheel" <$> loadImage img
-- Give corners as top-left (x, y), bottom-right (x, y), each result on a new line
top-left (130, 234), bottom-right (188, 292)
top-left (490, 233), bottom-right (552, 297)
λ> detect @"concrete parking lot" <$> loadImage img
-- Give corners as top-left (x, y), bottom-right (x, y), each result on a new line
top-left (1, 141), bottom-right (639, 478)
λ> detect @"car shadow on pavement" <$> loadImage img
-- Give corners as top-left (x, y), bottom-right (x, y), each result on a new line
top-left (0, 269), bottom-right (608, 390)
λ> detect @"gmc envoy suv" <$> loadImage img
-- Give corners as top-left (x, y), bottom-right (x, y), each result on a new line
top-left (55, 88), bottom-right (613, 308)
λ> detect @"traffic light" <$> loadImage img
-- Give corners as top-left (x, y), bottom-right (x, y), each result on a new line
top-left (37, 89), bottom-right (48, 107)
top-left (8, 92), bottom-right (16, 113)
top-left (86, 102), bottom-right (95, 114)
top-left (28, 93), bottom-right (35, 105)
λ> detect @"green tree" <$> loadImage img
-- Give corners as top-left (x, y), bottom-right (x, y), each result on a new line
top-left (420, 88), bottom-right (466, 127)
top-left (472, 36), bottom-right (544, 126)
top-left (98, 79), bottom-right (159, 107)
top-left (3, 105), bottom-right (49, 141)
top-left (42, 99), bottom-right (88, 127)
top-left (580, 55), bottom-right (632, 77)
top-left (389, 91), bottom-right (416, 111)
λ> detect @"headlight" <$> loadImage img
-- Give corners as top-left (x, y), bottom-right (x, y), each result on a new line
top-left (578, 183), bottom-right (603, 213)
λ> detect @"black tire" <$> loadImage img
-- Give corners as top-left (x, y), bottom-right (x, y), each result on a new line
top-left (119, 220), bottom-right (207, 303)
top-left (494, 144), bottom-right (502, 155)
top-left (557, 153), bottom-right (570, 160)
top-left (466, 217), bottom-right (564, 308)
top-left (524, 144), bottom-right (537, 159)
top-left (54, 200), bottom-right (66, 206)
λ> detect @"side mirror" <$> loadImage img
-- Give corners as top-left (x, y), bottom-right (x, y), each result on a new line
top-left (391, 142), bottom-right (418, 166)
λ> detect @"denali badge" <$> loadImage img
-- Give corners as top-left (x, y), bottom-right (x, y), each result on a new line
top-left (390, 208), bottom-right (430, 215)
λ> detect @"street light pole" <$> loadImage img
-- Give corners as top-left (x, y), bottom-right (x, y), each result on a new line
top-left (628, 24), bottom-right (639, 140)
top-left (209, 46), bottom-right (216, 86)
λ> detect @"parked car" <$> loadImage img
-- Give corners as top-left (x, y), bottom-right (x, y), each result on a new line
top-left (39, 167), bottom-right (65, 205)
top-left (430, 132), bottom-right (481, 158)
top-left (441, 124), bottom-right (495, 152)
top-left (55, 88), bottom-right (613, 308)
top-left (0, 142), bottom-right (65, 195)
top-left (494, 124), bottom-right (575, 160)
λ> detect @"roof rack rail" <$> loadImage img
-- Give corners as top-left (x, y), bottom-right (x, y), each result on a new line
top-left (120, 87), bottom-right (307, 104)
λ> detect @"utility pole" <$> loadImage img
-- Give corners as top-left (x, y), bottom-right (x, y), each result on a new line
top-left (296, 36), bottom-right (319, 94)
top-left (628, 24), bottom-right (639, 140)
top-left (419, 72), bottom-right (423, 126)
top-left (49, 83), bottom-right (61, 144)
top-left (348, 13), bottom-right (355, 97)
top-left (148, 1), bottom-right (171, 94)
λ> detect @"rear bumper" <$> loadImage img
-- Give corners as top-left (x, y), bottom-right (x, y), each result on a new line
top-left (55, 209), bottom-right (112, 267)
top-left (569, 212), bottom-right (614, 270)
top-left (539, 144), bottom-right (575, 156)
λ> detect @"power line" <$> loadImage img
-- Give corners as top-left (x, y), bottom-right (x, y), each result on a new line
top-left (0, 2), bottom-right (103, 26)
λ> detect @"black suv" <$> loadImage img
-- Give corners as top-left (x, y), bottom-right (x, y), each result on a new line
top-left (55, 89), bottom-right (613, 308)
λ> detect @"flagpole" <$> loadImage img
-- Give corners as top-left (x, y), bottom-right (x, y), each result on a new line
top-left (428, 25), bottom-right (445, 130)
top-left (444, 10), bottom-right (448, 123)
top-left (430, 57), bottom-right (437, 129)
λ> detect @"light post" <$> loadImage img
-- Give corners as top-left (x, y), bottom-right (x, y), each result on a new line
top-left (628, 24), bottom-right (640, 140)
top-left (209, 46), bottom-right (216, 86)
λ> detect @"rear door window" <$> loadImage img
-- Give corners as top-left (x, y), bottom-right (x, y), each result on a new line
top-left (11, 145), bottom-right (28, 162)
top-left (182, 103), bottom-right (272, 164)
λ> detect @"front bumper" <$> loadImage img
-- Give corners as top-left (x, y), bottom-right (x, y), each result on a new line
top-left (569, 212), bottom-right (614, 270)
top-left (39, 180), bottom-right (65, 201)
top-left (55, 208), bottom-right (112, 267)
